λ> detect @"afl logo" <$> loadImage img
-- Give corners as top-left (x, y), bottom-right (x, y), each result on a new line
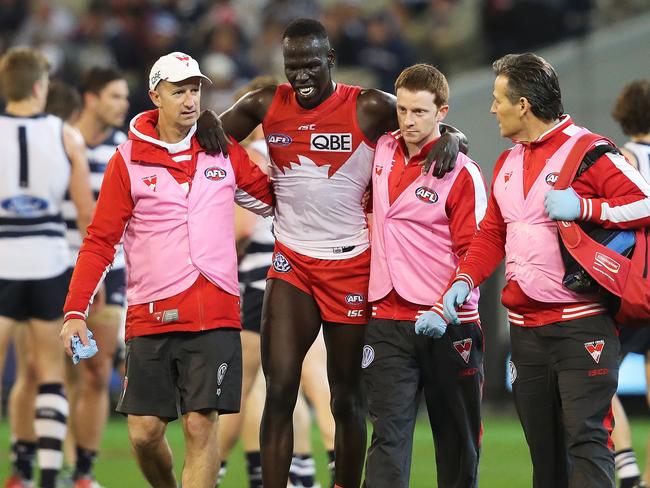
top-left (267, 133), bottom-right (292, 146)
top-left (272, 252), bottom-right (292, 273)
top-left (205, 167), bottom-right (227, 181)
top-left (415, 186), bottom-right (438, 204)
top-left (345, 293), bottom-right (365, 305)
top-left (545, 172), bottom-right (559, 186)
top-left (361, 345), bottom-right (375, 369)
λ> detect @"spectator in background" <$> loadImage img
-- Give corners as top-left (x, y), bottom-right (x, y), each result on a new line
top-left (358, 13), bottom-right (415, 93)
top-left (45, 80), bottom-right (83, 124)
top-left (610, 78), bottom-right (650, 488)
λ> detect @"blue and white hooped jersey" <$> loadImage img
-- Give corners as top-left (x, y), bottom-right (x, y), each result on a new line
top-left (625, 141), bottom-right (650, 183)
top-left (61, 128), bottom-right (127, 268)
top-left (0, 113), bottom-right (71, 279)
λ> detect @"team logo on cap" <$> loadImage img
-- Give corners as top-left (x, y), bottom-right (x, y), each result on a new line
top-left (175, 54), bottom-right (190, 66)
top-left (415, 186), bottom-right (438, 204)
top-left (452, 338), bottom-right (472, 363)
top-left (584, 340), bottom-right (605, 363)
top-left (361, 345), bottom-right (375, 369)
top-left (205, 166), bottom-right (227, 181)
top-left (150, 70), bottom-right (162, 88)
top-left (272, 253), bottom-right (292, 273)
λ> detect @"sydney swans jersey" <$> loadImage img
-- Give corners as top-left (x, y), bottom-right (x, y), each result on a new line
top-left (61, 128), bottom-right (127, 268)
top-left (263, 83), bottom-right (374, 259)
top-left (0, 113), bottom-right (71, 279)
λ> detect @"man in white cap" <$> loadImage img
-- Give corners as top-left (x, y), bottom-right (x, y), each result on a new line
top-left (60, 52), bottom-right (274, 488)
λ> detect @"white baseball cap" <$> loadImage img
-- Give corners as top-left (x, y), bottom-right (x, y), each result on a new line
top-left (148, 52), bottom-right (212, 90)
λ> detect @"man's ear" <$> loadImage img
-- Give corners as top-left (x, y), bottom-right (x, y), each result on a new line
top-left (519, 96), bottom-right (531, 116)
top-left (327, 49), bottom-right (336, 68)
top-left (149, 89), bottom-right (162, 108)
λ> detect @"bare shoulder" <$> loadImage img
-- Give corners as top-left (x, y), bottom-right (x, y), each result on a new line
top-left (233, 84), bottom-right (278, 118)
top-left (63, 122), bottom-right (86, 157)
top-left (357, 88), bottom-right (396, 116)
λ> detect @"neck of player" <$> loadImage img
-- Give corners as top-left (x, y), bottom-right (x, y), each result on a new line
top-left (156, 118), bottom-right (192, 144)
top-left (406, 126), bottom-right (440, 160)
top-left (5, 98), bottom-right (43, 117)
top-left (75, 110), bottom-right (112, 147)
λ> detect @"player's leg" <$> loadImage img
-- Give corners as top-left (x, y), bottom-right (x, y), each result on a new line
top-left (118, 334), bottom-right (180, 488)
top-left (612, 394), bottom-right (644, 488)
top-left (72, 303), bottom-right (121, 485)
top-left (362, 319), bottom-right (419, 488)
top-left (509, 325), bottom-right (569, 488)
top-left (555, 315), bottom-right (619, 488)
top-left (289, 390), bottom-right (316, 488)
top-left (127, 415), bottom-right (176, 488)
top-left (421, 321), bottom-right (483, 488)
top-left (300, 331), bottom-right (335, 487)
top-left (242, 369), bottom-right (265, 488)
top-left (0, 318), bottom-right (12, 419)
top-left (260, 279), bottom-right (322, 488)
top-left (178, 328), bottom-right (242, 488)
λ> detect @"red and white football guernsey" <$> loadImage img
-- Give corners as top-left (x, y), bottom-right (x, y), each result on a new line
top-left (263, 83), bottom-right (374, 260)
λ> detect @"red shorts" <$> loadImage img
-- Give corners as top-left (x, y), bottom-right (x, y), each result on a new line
top-left (267, 241), bottom-right (370, 324)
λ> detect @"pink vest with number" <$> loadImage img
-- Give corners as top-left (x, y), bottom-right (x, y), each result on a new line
top-left (368, 134), bottom-right (480, 309)
top-left (118, 141), bottom-right (239, 305)
top-left (492, 125), bottom-right (594, 303)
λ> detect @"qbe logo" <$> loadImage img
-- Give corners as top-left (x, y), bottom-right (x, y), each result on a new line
top-left (267, 133), bottom-right (292, 146)
top-left (272, 252), bottom-right (292, 273)
top-left (205, 166), bottom-right (227, 181)
top-left (345, 293), bottom-right (365, 305)
top-left (415, 186), bottom-right (438, 204)
top-left (545, 172), bottom-right (559, 186)
top-left (310, 133), bottom-right (352, 152)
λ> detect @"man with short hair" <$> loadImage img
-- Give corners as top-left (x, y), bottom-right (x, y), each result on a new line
top-left (60, 52), bottom-right (274, 488)
top-left (0, 46), bottom-right (93, 488)
top-left (363, 63), bottom-right (487, 488)
top-left (197, 18), bottom-right (466, 488)
top-left (61, 66), bottom-right (130, 488)
top-left (441, 53), bottom-right (650, 487)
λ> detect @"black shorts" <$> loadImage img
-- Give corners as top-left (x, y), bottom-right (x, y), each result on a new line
top-left (116, 328), bottom-right (242, 419)
top-left (241, 286), bottom-right (263, 333)
top-left (104, 268), bottom-right (126, 307)
top-left (0, 269), bottom-right (71, 321)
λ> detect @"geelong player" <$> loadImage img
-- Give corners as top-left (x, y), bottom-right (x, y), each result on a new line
top-left (441, 54), bottom-right (650, 487)
top-left (197, 19), bottom-right (466, 488)
top-left (60, 52), bottom-right (273, 488)
top-left (363, 64), bottom-right (487, 488)
top-left (0, 47), bottom-right (94, 488)
top-left (61, 67), bottom-right (130, 488)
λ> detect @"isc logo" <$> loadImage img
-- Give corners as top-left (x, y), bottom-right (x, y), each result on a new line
top-left (345, 293), bottom-right (365, 304)
top-left (415, 186), bottom-right (438, 204)
top-left (347, 310), bottom-right (364, 317)
top-left (267, 133), bottom-right (292, 146)
top-left (310, 133), bottom-right (352, 152)
top-left (545, 172), bottom-right (559, 186)
top-left (204, 167), bottom-right (227, 181)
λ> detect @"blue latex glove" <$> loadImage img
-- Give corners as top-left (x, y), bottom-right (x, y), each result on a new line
top-left (544, 187), bottom-right (581, 221)
top-left (442, 281), bottom-right (471, 325)
top-left (415, 311), bottom-right (447, 338)
top-left (71, 330), bottom-right (98, 365)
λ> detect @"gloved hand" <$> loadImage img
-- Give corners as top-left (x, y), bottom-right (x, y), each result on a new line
top-left (71, 329), bottom-right (98, 365)
top-left (415, 311), bottom-right (447, 338)
top-left (544, 187), bottom-right (581, 221)
top-left (442, 281), bottom-right (471, 325)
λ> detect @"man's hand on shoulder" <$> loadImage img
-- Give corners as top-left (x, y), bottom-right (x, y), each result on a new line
top-left (421, 124), bottom-right (468, 178)
top-left (196, 110), bottom-right (230, 156)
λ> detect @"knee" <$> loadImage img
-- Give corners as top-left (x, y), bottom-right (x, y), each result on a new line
top-left (183, 411), bottom-right (217, 444)
top-left (82, 360), bottom-right (111, 392)
top-left (265, 377), bottom-right (299, 414)
top-left (330, 388), bottom-right (364, 422)
top-left (128, 418), bottom-right (166, 452)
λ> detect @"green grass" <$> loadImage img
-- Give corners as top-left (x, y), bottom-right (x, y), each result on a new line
top-left (1, 413), bottom-right (649, 487)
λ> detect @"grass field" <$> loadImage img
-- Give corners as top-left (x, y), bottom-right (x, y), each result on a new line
top-left (1, 412), bottom-right (649, 487)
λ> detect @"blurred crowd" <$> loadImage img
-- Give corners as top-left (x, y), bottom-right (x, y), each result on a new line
top-left (0, 0), bottom-right (648, 118)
